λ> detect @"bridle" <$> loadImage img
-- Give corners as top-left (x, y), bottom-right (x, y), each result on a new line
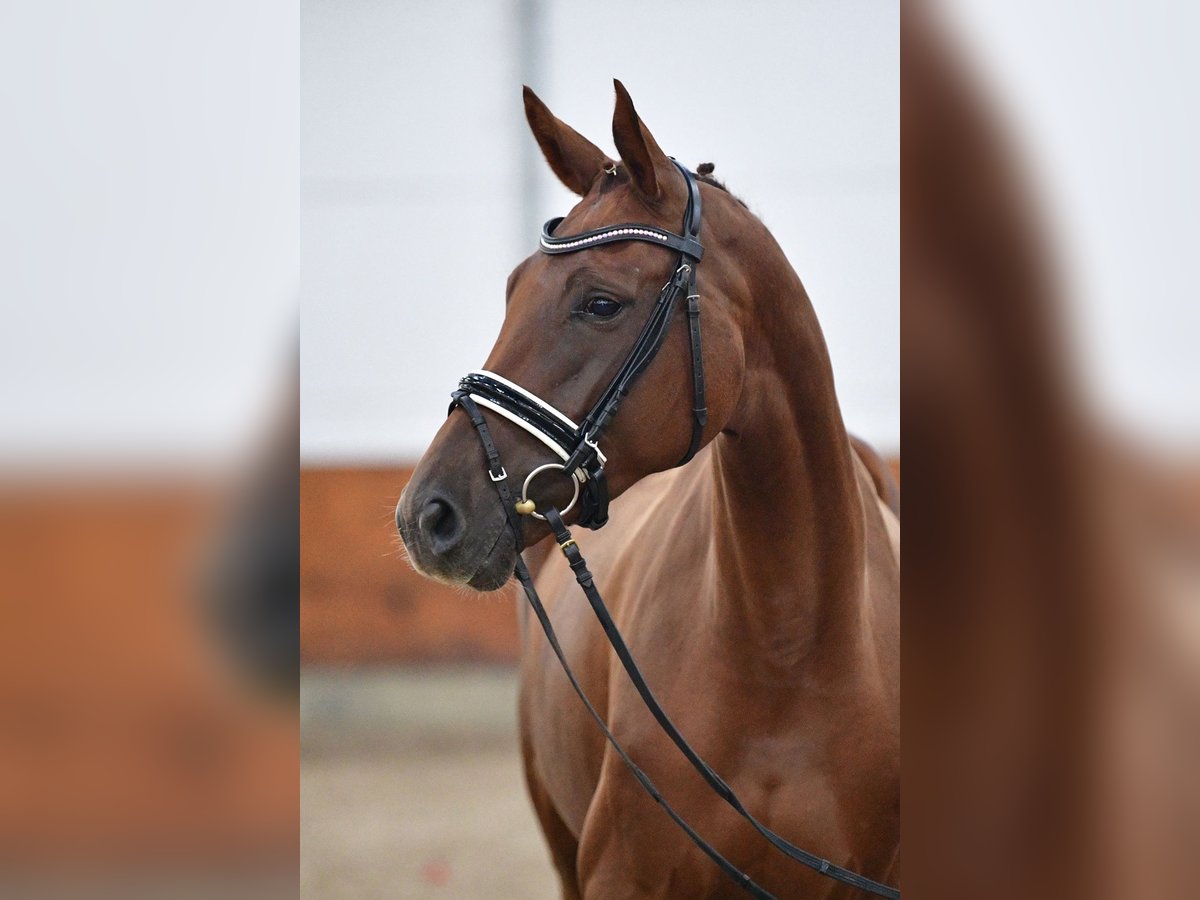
top-left (446, 162), bottom-right (899, 899)
top-left (452, 158), bottom-right (706, 530)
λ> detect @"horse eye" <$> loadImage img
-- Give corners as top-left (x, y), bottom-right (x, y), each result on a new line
top-left (584, 296), bottom-right (622, 318)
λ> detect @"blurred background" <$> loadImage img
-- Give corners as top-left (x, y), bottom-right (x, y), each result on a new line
top-left (3, 0), bottom-right (1195, 897)
top-left (299, 2), bottom-right (897, 897)
top-left (902, 2), bottom-right (1199, 898)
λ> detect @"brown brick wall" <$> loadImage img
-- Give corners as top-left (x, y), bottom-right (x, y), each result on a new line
top-left (300, 467), bottom-right (522, 665)
top-left (301, 461), bottom-right (901, 666)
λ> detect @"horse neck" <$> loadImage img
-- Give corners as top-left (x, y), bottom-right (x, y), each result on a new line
top-left (706, 234), bottom-right (870, 676)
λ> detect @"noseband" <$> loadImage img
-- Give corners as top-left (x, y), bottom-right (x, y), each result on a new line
top-left (450, 158), bottom-right (706, 529)
top-left (445, 163), bottom-right (899, 899)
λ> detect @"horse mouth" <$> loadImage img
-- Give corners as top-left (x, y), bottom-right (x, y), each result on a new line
top-left (397, 506), bottom-right (516, 593)
top-left (464, 524), bottom-right (517, 592)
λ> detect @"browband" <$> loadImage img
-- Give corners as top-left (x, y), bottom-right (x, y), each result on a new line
top-left (540, 219), bottom-right (704, 262)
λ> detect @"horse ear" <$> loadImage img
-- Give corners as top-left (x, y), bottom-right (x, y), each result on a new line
top-left (523, 86), bottom-right (609, 197)
top-left (611, 79), bottom-right (673, 202)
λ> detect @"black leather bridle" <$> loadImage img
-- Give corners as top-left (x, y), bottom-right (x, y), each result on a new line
top-left (452, 159), bottom-right (706, 530)
top-left (446, 162), bottom-right (899, 899)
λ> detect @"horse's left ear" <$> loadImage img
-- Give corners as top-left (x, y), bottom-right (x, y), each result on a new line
top-left (612, 79), bottom-right (675, 203)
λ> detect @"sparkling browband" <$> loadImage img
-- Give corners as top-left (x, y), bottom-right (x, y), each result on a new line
top-left (540, 226), bottom-right (671, 252)
top-left (540, 216), bottom-right (704, 260)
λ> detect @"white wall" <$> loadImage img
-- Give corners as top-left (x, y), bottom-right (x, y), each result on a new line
top-left (300, 0), bottom-right (900, 463)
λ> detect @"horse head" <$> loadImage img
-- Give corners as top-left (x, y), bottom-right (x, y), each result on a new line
top-left (397, 81), bottom-right (752, 590)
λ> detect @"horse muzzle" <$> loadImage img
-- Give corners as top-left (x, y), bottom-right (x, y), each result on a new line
top-left (395, 481), bottom-right (516, 591)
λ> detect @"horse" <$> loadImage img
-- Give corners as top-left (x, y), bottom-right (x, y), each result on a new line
top-left (396, 81), bottom-right (900, 898)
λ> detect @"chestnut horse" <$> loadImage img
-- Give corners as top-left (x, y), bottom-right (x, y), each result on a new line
top-left (397, 82), bottom-right (899, 898)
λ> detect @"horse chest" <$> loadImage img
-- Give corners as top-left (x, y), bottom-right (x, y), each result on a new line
top-left (517, 542), bottom-right (897, 897)
top-left (519, 570), bottom-right (836, 838)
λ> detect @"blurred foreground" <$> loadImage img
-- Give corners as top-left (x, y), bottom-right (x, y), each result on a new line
top-left (904, 3), bottom-right (1199, 898)
top-left (0, 2), bottom-right (298, 894)
top-left (0, 472), bottom-right (298, 896)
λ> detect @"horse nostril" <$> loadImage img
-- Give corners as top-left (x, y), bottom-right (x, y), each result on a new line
top-left (418, 496), bottom-right (463, 555)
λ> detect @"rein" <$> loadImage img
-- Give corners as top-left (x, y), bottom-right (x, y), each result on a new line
top-left (448, 164), bottom-right (899, 899)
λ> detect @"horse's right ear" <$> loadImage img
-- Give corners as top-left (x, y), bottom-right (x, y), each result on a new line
top-left (523, 86), bottom-right (609, 197)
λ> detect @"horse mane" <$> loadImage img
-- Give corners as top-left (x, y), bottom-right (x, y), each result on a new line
top-left (694, 162), bottom-right (748, 208)
top-left (593, 160), bottom-right (748, 209)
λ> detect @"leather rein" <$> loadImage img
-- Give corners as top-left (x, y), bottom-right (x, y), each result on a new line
top-left (448, 162), bottom-right (899, 900)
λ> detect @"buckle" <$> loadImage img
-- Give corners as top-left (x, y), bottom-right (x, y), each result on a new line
top-left (489, 467), bottom-right (507, 482)
top-left (583, 432), bottom-right (608, 467)
top-left (661, 264), bottom-right (692, 294)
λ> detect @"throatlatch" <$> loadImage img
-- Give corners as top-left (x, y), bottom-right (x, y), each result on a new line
top-left (447, 163), bottom-right (900, 900)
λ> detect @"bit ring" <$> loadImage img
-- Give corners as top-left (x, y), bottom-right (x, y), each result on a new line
top-left (520, 463), bottom-right (580, 521)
